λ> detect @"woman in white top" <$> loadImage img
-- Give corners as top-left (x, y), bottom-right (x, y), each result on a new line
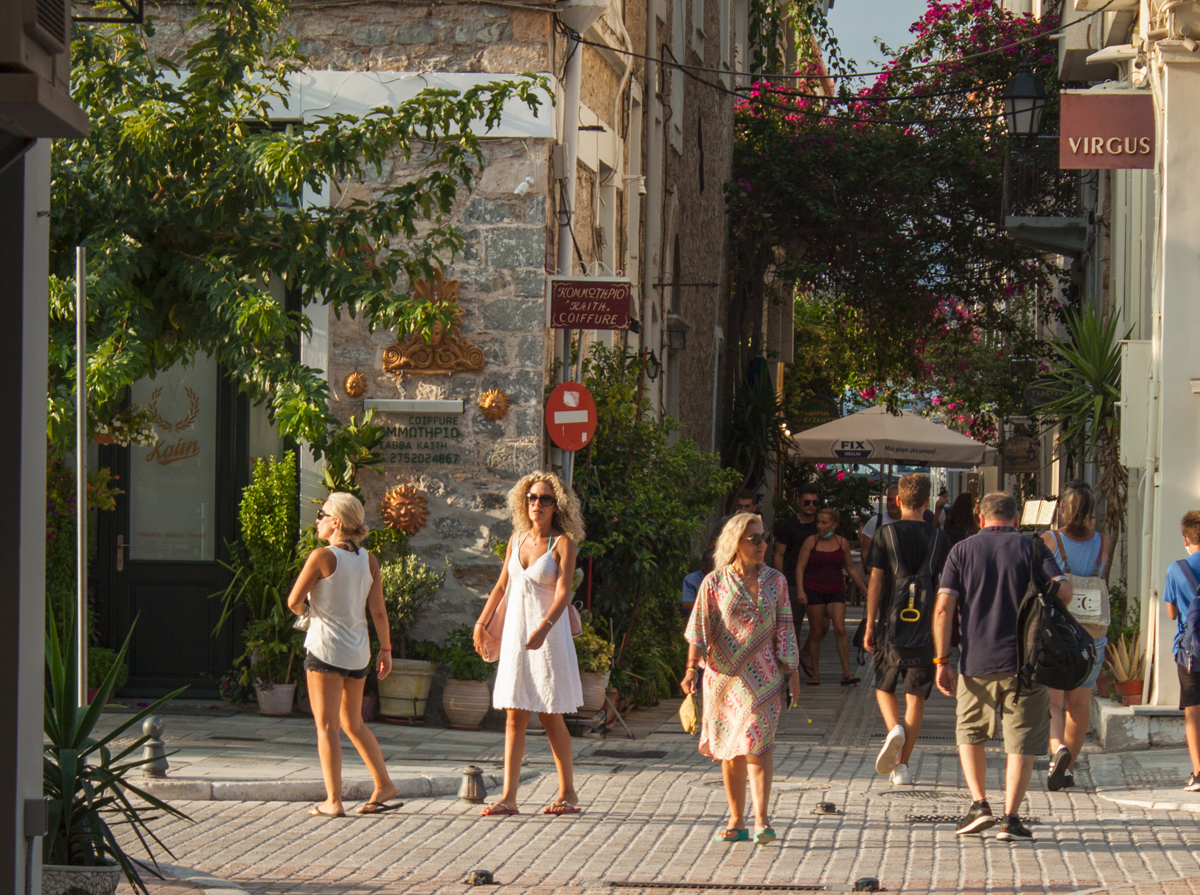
top-left (472, 471), bottom-right (585, 816)
top-left (287, 493), bottom-right (398, 818)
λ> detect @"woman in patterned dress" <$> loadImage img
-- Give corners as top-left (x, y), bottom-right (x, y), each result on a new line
top-left (682, 513), bottom-right (801, 845)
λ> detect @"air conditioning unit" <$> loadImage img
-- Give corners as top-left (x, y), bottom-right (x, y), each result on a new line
top-left (0, 0), bottom-right (88, 138)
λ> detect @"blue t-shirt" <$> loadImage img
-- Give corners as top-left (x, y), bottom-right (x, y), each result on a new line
top-left (1162, 551), bottom-right (1200, 665)
top-left (938, 526), bottom-right (1066, 676)
top-left (681, 570), bottom-right (705, 617)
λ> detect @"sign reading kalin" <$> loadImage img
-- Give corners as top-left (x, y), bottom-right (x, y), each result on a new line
top-left (548, 276), bottom-right (631, 330)
top-left (1060, 91), bottom-right (1155, 170)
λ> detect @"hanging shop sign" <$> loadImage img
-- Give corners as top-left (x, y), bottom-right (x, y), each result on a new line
top-left (546, 382), bottom-right (597, 451)
top-left (548, 276), bottom-right (631, 330)
top-left (1060, 91), bottom-right (1155, 170)
top-left (793, 395), bottom-right (840, 432)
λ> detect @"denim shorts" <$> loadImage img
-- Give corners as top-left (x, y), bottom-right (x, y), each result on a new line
top-left (1080, 636), bottom-right (1108, 690)
top-left (304, 653), bottom-right (369, 680)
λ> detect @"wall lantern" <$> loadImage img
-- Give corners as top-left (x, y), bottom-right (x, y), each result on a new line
top-left (1003, 64), bottom-right (1048, 147)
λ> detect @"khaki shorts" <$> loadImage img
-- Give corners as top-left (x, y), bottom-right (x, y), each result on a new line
top-left (955, 672), bottom-right (1050, 755)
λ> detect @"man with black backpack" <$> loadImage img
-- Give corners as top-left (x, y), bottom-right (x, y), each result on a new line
top-left (933, 492), bottom-right (1073, 842)
top-left (1161, 510), bottom-right (1200, 793)
top-left (863, 473), bottom-right (951, 786)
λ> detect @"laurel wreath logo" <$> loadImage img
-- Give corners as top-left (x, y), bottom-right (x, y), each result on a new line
top-left (148, 386), bottom-right (200, 433)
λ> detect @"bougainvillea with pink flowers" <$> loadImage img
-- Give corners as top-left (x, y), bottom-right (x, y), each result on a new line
top-left (732, 1), bottom-right (1073, 445)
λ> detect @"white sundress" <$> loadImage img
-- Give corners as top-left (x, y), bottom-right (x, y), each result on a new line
top-left (491, 533), bottom-right (584, 714)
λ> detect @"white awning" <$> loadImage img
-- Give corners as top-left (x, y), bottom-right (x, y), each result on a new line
top-left (786, 405), bottom-right (994, 468)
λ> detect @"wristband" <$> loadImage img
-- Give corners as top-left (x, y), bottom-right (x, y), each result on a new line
top-left (686, 659), bottom-right (701, 670)
top-left (932, 656), bottom-right (950, 665)
top-left (379, 647), bottom-right (392, 653)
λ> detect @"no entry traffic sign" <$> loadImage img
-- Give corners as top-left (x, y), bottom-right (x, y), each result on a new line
top-left (546, 383), bottom-right (597, 451)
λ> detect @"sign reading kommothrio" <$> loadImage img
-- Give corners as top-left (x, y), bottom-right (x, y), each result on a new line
top-left (546, 382), bottom-right (597, 451)
top-left (1060, 91), bottom-right (1155, 170)
top-left (548, 276), bottom-right (631, 330)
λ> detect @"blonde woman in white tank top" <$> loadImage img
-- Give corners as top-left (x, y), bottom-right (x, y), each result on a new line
top-left (287, 493), bottom-right (398, 818)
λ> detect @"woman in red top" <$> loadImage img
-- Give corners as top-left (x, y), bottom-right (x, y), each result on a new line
top-left (795, 508), bottom-right (868, 686)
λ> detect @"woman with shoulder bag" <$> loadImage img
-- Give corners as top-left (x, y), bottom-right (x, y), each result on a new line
top-left (472, 472), bottom-right (585, 817)
top-left (286, 493), bottom-right (399, 818)
top-left (681, 513), bottom-right (800, 845)
top-left (1039, 482), bottom-right (1110, 792)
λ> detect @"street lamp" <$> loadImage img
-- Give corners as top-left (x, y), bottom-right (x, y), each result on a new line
top-left (1002, 64), bottom-right (1047, 147)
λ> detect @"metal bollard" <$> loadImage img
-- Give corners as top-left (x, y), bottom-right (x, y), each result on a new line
top-left (141, 716), bottom-right (169, 778)
top-left (458, 765), bottom-right (487, 803)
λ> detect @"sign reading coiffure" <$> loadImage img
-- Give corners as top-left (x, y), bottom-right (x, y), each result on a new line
top-left (1060, 91), bottom-right (1155, 170)
top-left (548, 276), bottom-right (631, 330)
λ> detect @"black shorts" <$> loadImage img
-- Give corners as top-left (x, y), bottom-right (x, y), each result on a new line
top-left (874, 650), bottom-right (935, 699)
top-left (304, 653), bottom-right (370, 680)
top-left (1178, 663), bottom-right (1200, 709)
top-left (806, 589), bottom-right (847, 607)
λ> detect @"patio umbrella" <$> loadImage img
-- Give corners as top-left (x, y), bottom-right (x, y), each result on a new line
top-left (786, 405), bottom-right (994, 468)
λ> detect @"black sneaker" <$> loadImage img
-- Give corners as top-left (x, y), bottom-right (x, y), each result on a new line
top-left (1062, 770), bottom-right (1076, 789)
top-left (1185, 772), bottom-right (1200, 793)
top-left (995, 814), bottom-right (1034, 841)
top-left (1047, 746), bottom-right (1072, 792)
top-left (955, 800), bottom-right (997, 835)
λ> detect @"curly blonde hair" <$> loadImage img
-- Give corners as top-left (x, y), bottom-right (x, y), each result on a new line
top-left (712, 513), bottom-right (761, 569)
top-left (507, 471), bottom-right (585, 543)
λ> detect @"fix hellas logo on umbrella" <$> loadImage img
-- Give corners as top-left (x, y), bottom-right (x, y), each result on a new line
top-left (832, 439), bottom-right (875, 460)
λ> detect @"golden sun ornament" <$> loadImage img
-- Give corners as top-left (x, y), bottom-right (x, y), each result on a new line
top-left (478, 389), bottom-right (510, 420)
top-left (344, 372), bottom-right (367, 399)
top-left (381, 485), bottom-right (430, 535)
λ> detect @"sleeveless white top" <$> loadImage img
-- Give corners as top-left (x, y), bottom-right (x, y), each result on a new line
top-left (304, 544), bottom-right (373, 670)
top-left (491, 533), bottom-right (583, 714)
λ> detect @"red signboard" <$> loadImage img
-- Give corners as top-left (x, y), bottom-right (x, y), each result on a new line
top-left (548, 276), bottom-right (631, 330)
top-left (545, 382), bottom-right (597, 452)
top-left (1060, 91), bottom-right (1155, 170)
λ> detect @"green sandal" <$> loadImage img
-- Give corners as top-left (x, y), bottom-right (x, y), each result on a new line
top-left (753, 826), bottom-right (776, 845)
top-left (715, 828), bottom-right (750, 842)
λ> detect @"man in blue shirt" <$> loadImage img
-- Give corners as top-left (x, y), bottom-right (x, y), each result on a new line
top-left (934, 492), bottom-right (1070, 842)
top-left (1161, 511), bottom-right (1200, 792)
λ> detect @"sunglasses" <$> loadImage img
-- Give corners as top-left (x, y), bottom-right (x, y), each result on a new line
top-left (526, 493), bottom-right (557, 507)
top-left (743, 532), bottom-right (772, 546)
top-left (801, 499), bottom-right (818, 506)
top-left (316, 509), bottom-right (331, 520)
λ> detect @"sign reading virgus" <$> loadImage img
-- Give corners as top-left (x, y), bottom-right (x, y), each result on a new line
top-left (547, 276), bottom-right (631, 330)
top-left (1060, 91), bottom-right (1155, 170)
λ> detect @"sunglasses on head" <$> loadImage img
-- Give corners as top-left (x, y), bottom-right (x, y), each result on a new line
top-left (526, 493), bottom-right (557, 507)
top-left (743, 532), bottom-right (772, 546)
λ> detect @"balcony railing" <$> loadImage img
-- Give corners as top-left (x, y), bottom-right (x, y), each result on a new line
top-left (1002, 136), bottom-right (1082, 221)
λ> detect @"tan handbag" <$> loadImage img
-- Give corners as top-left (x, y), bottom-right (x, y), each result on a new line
top-left (477, 597), bottom-right (582, 663)
top-left (679, 692), bottom-right (700, 734)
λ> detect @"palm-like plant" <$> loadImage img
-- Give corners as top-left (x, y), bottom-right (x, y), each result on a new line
top-left (44, 610), bottom-right (189, 893)
top-left (1104, 633), bottom-right (1144, 682)
top-left (1035, 306), bottom-right (1128, 573)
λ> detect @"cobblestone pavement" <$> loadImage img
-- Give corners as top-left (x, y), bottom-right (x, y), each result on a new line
top-left (112, 619), bottom-right (1200, 895)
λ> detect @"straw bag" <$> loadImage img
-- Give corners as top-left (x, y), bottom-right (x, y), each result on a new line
top-left (679, 692), bottom-right (700, 734)
top-left (1052, 531), bottom-right (1110, 639)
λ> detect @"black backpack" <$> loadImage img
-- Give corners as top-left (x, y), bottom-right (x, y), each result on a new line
top-left (1016, 537), bottom-right (1096, 693)
top-left (878, 524), bottom-right (947, 668)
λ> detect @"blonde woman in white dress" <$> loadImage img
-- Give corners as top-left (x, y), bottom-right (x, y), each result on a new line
top-left (473, 471), bottom-right (585, 816)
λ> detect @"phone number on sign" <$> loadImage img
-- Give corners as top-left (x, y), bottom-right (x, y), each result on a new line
top-left (386, 452), bottom-right (460, 464)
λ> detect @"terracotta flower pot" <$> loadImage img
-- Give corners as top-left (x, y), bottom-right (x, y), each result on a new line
top-left (1114, 679), bottom-right (1143, 707)
top-left (377, 659), bottom-right (436, 720)
top-left (92, 435), bottom-right (116, 445)
top-left (1095, 675), bottom-right (1112, 699)
top-left (442, 678), bottom-right (490, 730)
top-left (579, 671), bottom-right (610, 714)
top-left (42, 862), bottom-right (121, 895)
top-left (254, 682), bottom-right (296, 717)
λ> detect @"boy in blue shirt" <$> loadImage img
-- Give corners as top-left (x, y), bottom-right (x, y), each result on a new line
top-left (1162, 511), bottom-right (1200, 792)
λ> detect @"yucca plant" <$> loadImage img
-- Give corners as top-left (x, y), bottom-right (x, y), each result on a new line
top-left (1036, 306), bottom-right (1129, 575)
top-left (1104, 633), bottom-right (1145, 683)
top-left (44, 608), bottom-right (189, 893)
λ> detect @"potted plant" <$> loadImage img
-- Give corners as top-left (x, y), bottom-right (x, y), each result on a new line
top-left (43, 612), bottom-right (188, 895)
top-left (575, 622), bottom-right (614, 715)
top-left (376, 553), bottom-right (445, 721)
top-left (87, 646), bottom-right (130, 704)
top-left (238, 607), bottom-right (303, 716)
top-left (1106, 634), bottom-right (1145, 706)
top-left (441, 625), bottom-right (494, 730)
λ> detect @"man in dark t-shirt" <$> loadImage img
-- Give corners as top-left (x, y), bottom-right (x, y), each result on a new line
top-left (774, 485), bottom-right (820, 657)
top-left (863, 473), bottom-right (950, 787)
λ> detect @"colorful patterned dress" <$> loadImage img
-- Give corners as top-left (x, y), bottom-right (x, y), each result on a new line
top-left (685, 566), bottom-right (798, 760)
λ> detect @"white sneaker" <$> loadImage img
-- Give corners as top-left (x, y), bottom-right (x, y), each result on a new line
top-left (875, 725), bottom-right (906, 775)
top-left (890, 763), bottom-right (913, 785)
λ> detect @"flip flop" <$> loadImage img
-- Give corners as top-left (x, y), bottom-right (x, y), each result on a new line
top-left (543, 801), bottom-right (582, 815)
top-left (480, 803), bottom-right (520, 816)
top-left (807, 679), bottom-right (820, 686)
top-left (799, 658), bottom-right (814, 679)
top-left (356, 801), bottom-right (403, 815)
top-left (308, 806), bottom-right (346, 818)
top-left (753, 826), bottom-right (777, 845)
top-left (714, 828), bottom-right (750, 842)
top-left (841, 676), bottom-right (860, 686)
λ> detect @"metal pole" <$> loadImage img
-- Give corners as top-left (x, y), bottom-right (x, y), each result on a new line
top-left (75, 247), bottom-right (88, 706)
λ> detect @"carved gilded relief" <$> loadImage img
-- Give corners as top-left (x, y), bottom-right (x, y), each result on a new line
top-left (382, 271), bottom-right (485, 375)
top-left (381, 484), bottom-right (430, 535)
top-left (478, 389), bottom-right (510, 420)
